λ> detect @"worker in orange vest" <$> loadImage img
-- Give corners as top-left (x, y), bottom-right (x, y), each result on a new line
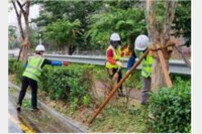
top-left (105, 33), bottom-right (125, 97)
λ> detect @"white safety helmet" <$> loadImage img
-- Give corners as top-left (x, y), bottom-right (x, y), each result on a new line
top-left (35, 44), bottom-right (45, 52)
top-left (135, 35), bottom-right (150, 51)
top-left (110, 33), bottom-right (121, 41)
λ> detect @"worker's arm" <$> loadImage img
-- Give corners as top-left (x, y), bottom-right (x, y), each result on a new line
top-left (126, 51), bottom-right (136, 71)
top-left (106, 49), bottom-right (116, 64)
top-left (41, 59), bottom-right (68, 68)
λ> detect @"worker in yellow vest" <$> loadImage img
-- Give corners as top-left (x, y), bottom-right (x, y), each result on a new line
top-left (106, 33), bottom-right (125, 97)
top-left (17, 44), bottom-right (68, 112)
top-left (127, 35), bottom-right (153, 105)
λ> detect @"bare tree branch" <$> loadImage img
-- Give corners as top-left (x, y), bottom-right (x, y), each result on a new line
top-left (16, 0), bottom-right (26, 15)
top-left (11, 0), bottom-right (25, 40)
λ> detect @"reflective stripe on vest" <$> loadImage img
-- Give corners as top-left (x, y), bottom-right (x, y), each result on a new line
top-left (105, 45), bottom-right (122, 69)
top-left (135, 49), bottom-right (153, 78)
top-left (23, 56), bottom-right (44, 82)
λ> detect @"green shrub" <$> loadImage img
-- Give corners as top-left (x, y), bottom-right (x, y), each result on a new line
top-left (40, 64), bottom-right (94, 106)
top-left (8, 58), bottom-right (24, 84)
top-left (123, 70), bottom-right (142, 90)
top-left (9, 59), bottom-right (94, 107)
top-left (82, 95), bottom-right (91, 106)
top-left (148, 77), bottom-right (191, 133)
top-left (8, 58), bottom-right (22, 74)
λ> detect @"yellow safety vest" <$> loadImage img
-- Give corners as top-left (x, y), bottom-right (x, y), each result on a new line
top-left (23, 56), bottom-right (45, 82)
top-left (105, 45), bottom-right (122, 69)
top-left (135, 49), bottom-right (153, 78)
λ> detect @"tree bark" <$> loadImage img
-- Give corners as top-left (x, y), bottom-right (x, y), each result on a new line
top-left (145, 0), bottom-right (177, 90)
top-left (11, 1), bottom-right (24, 41)
top-left (12, 0), bottom-right (30, 62)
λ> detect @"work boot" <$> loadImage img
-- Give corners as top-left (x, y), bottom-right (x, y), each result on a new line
top-left (31, 107), bottom-right (40, 112)
top-left (17, 104), bottom-right (21, 112)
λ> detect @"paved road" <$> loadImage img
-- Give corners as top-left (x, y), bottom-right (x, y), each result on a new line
top-left (8, 99), bottom-right (35, 133)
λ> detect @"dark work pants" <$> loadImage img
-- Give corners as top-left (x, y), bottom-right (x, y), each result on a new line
top-left (107, 68), bottom-right (123, 94)
top-left (17, 76), bottom-right (38, 108)
top-left (141, 77), bottom-right (151, 104)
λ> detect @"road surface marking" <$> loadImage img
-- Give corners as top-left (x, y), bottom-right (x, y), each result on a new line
top-left (8, 113), bottom-right (35, 133)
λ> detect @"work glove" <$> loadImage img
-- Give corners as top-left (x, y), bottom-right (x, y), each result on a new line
top-left (62, 61), bottom-right (68, 66)
top-left (116, 61), bottom-right (124, 68)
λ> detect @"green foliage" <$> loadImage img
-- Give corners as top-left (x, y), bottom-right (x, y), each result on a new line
top-left (22, 99), bottom-right (32, 108)
top-left (9, 58), bottom-right (19, 74)
top-left (8, 59), bottom-right (24, 84)
top-left (123, 70), bottom-right (142, 89)
top-left (172, 0), bottom-right (191, 46)
top-left (32, 0), bottom-right (104, 51)
top-left (9, 59), bottom-right (191, 132)
top-left (40, 64), bottom-right (93, 106)
top-left (8, 25), bottom-right (19, 49)
top-left (82, 95), bottom-right (91, 106)
top-left (148, 77), bottom-right (191, 133)
top-left (86, 8), bottom-right (146, 49)
top-left (31, 0), bottom-right (191, 51)
top-left (8, 59), bottom-right (93, 107)
top-left (30, 27), bottom-right (39, 48)
top-left (8, 25), bottom-right (17, 39)
top-left (91, 103), bottom-right (148, 132)
top-left (44, 19), bottom-right (81, 52)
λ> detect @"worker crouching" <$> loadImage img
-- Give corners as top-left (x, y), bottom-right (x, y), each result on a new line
top-left (17, 44), bottom-right (68, 112)
top-left (105, 33), bottom-right (125, 97)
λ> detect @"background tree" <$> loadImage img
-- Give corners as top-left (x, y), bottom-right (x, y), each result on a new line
top-left (43, 19), bottom-right (81, 55)
top-left (172, 0), bottom-right (191, 47)
top-left (11, 0), bottom-right (31, 62)
top-left (85, 3), bottom-right (146, 52)
top-left (31, 0), bottom-right (104, 52)
top-left (30, 0), bottom-right (190, 56)
top-left (8, 25), bottom-right (20, 49)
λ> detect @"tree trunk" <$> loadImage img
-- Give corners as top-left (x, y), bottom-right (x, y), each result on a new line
top-left (66, 40), bottom-right (71, 55)
top-left (12, 0), bottom-right (30, 62)
top-left (11, 1), bottom-right (25, 41)
top-left (145, 0), bottom-right (177, 90)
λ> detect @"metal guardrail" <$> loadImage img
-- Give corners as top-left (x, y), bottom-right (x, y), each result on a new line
top-left (43, 54), bottom-right (191, 75)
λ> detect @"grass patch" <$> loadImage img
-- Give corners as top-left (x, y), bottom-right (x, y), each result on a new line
top-left (90, 101), bottom-right (148, 132)
top-left (22, 99), bottom-right (32, 108)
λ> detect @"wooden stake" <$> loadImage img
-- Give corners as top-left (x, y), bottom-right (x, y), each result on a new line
top-left (88, 50), bottom-right (149, 124)
top-left (155, 44), bottom-right (172, 88)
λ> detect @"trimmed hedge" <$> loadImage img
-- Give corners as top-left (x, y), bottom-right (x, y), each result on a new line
top-left (148, 77), bottom-right (191, 133)
top-left (40, 64), bottom-right (94, 104)
top-left (8, 59), bottom-right (94, 106)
